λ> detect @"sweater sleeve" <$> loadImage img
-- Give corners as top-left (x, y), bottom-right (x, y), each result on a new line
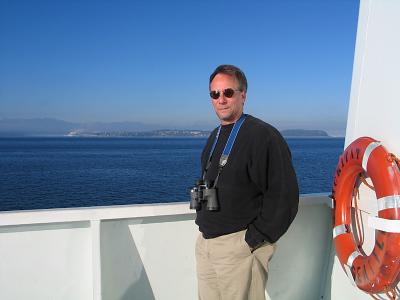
top-left (245, 133), bottom-right (299, 247)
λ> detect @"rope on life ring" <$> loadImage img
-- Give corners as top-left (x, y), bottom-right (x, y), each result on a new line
top-left (332, 137), bottom-right (400, 298)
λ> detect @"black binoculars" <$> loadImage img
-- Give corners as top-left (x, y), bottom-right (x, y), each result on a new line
top-left (190, 179), bottom-right (219, 210)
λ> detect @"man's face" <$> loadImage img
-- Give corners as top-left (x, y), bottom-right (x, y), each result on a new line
top-left (210, 73), bottom-right (246, 125)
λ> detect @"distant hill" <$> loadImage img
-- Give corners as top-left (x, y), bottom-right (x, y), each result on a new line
top-left (280, 129), bottom-right (329, 137)
top-left (66, 129), bottom-right (210, 137)
top-left (67, 128), bottom-right (330, 138)
top-left (0, 118), bottom-right (330, 137)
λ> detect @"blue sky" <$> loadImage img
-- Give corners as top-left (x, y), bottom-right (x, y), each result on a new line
top-left (0, 0), bottom-right (359, 136)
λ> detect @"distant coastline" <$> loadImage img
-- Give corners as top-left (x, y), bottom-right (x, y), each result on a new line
top-left (0, 118), bottom-right (336, 138)
top-left (280, 129), bottom-right (329, 137)
top-left (66, 129), bottom-right (211, 138)
top-left (65, 129), bottom-right (331, 138)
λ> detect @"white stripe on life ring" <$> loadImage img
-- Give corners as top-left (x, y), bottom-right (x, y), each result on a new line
top-left (347, 250), bottom-right (361, 267)
top-left (333, 224), bottom-right (348, 238)
top-left (362, 141), bottom-right (381, 171)
top-left (378, 195), bottom-right (400, 211)
top-left (368, 215), bottom-right (400, 232)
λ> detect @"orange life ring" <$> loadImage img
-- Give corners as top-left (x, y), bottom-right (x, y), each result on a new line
top-left (332, 137), bottom-right (400, 293)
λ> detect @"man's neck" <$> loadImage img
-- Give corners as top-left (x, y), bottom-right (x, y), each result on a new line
top-left (220, 114), bottom-right (243, 126)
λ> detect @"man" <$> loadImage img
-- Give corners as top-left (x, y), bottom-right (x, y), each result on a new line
top-left (194, 64), bottom-right (299, 300)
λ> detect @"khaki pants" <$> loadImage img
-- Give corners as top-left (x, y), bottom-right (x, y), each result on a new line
top-left (195, 230), bottom-right (275, 300)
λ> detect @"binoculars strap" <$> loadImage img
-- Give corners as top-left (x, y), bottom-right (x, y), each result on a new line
top-left (202, 114), bottom-right (247, 185)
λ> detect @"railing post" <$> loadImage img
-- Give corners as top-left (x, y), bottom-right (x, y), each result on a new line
top-left (91, 220), bottom-right (102, 300)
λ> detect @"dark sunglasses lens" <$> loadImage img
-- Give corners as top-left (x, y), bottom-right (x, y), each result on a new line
top-left (210, 91), bottom-right (220, 99)
top-left (223, 88), bottom-right (235, 98)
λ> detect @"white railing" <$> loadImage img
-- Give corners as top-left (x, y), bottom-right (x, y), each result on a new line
top-left (0, 194), bottom-right (332, 300)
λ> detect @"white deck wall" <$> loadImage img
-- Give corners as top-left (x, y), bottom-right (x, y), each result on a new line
top-left (0, 195), bottom-right (332, 300)
top-left (329, 0), bottom-right (400, 299)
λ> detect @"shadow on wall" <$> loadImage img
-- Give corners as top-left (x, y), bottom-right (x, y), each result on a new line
top-left (101, 219), bottom-right (155, 300)
top-left (267, 204), bottom-right (333, 300)
top-left (121, 271), bottom-right (155, 300)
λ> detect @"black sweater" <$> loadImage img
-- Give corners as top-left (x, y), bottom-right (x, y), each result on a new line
top-left (195, 115), bottom-right (299, 248)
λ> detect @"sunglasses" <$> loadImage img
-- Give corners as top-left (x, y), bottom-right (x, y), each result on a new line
top-left (209, 88), bottom-right (241, 100)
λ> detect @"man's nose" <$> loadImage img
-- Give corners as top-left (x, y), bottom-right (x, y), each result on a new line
top-left (218, 94), bottom-right (227, 103)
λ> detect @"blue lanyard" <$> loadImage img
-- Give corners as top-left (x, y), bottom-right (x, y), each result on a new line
top-left (204, 114), bottom-right (247, 181)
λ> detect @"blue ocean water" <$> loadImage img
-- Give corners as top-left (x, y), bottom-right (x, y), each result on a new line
top-left (0, 137), bottom-right (344, 211)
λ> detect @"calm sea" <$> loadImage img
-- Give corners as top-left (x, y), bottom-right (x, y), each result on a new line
top-left (0, 137), bottom-right (344, 211)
